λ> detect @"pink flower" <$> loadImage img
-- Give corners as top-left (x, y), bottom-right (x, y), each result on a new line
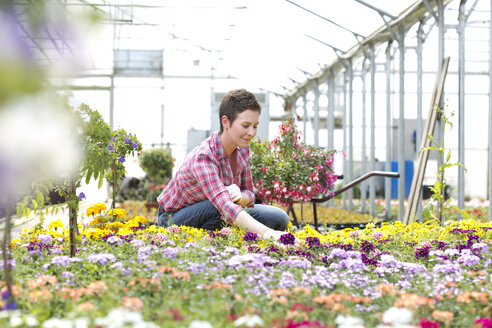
top-left (475, 318), bottom-right (492, 328)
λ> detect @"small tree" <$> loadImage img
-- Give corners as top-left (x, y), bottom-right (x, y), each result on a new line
top-left (421, 105), bottom-right (466, 225)
top-left (16, 102), bottom-right (142, 256)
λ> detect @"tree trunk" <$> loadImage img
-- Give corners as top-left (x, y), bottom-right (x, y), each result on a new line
top-left (69, 177), bottom-right (79, 257)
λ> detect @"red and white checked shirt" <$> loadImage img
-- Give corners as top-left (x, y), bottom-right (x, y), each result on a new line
top-left (157, 131), bottom-right (255, 224)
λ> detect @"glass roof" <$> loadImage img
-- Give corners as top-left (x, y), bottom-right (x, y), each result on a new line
top-left (14, 0), bottom-right (419, 95)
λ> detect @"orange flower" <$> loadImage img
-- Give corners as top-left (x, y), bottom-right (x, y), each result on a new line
top-left (87, 281), bottom-right (108, 296)
top-left (394, 293), bottom-right (434, 310)
top-left (122, 296), bottom-right (144, 312)
top-left (29, 288), bottom-right (52, 303)
top-left (432, 310), bottom-right (454, 324)
top-left (78, 302), bottom-right (95, 310)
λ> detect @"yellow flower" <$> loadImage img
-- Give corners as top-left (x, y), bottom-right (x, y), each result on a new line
top-left (86, 207), bottom-right (96, 217)
top-left (133, 216), bottom-right (147, 225)
top-left (106, 221), bottom-right (124, 230)
top-left (10, 238), bottom-right (21, 249)
top-left (47, 219), bottom-right (64, 230)
top-left (108, 208), bottom-right (127, 219)
top-left (93, 203), bottom-right (107, 215)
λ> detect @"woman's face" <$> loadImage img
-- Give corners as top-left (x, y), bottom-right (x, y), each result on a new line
top-left (224, 109), bottom-right (260, 148)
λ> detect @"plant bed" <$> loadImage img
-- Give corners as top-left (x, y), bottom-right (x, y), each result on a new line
top-left (1, 203), bottom-right (491, 328)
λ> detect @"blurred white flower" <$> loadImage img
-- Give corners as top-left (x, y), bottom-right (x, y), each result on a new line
top-left (335, 314), bottom-right (365, 328)
top-left (234, 314), bottom-right (264, 327)
top-left (382, 307), bottom-right (413, 325)
top-left (188, 320), bottom-right (214, 328)
top-left (0, 93), bottom-right (82, 202)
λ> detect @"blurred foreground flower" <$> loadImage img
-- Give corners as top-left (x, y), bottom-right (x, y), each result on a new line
top-left (0, 93), bottom-right (82, 203)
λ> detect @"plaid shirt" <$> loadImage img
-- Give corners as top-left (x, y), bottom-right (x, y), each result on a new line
top-left (157, 131), bottom-right (255, 224)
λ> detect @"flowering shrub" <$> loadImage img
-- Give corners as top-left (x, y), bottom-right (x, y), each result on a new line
top-left (250, 118), bottom-right (338, 205)
top-left (3, 213), bottom-right (491, 327)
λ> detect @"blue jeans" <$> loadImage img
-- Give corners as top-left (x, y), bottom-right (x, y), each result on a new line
top-left (157, 199), bottom-right (289, 231)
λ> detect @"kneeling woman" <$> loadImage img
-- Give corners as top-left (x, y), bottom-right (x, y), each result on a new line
top-left (156, 89), bottom-right (289, 241)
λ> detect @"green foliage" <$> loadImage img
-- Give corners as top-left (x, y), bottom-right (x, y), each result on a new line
top-left (106, 128), bottom-right (143, 208)
top-left (138, 148), bottom-right (174, 184)
top-left (420, 105), bottom-right (466, 225)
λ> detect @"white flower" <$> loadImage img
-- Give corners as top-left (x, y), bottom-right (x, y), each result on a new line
top-left (41, 318), bottom-right (74, 328)
top-left (188, 320), bottom-right (214, 328)
top-left (382, 307), bottom-right (413, 325)
top-left (234, 314), bottom-right (264, 327)
top-left (335, 314), bottom-right (365, 328)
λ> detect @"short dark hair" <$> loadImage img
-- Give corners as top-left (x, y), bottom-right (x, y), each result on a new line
top-left (219, 89), bottom-right (261, 133)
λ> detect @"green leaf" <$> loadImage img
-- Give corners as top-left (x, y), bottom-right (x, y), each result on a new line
top-left (98, 175), bottom-right (104, 189)
top-left (86, 168), bottom-right (93, 184)
top-left (32, 199), bottom-right (38, 209)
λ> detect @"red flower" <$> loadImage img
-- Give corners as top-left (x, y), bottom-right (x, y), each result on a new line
top-left (420, 318), bottom-right (440, 328)
top-left (475, 318), bottom-right (492, 328)
top-left (148, 185), bottom-right (153, 190)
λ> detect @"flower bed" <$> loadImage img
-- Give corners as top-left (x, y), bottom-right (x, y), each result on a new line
top-left (1, 205), bottom-right (491, 328)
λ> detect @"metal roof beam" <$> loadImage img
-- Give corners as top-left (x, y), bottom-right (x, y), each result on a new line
top-left (286, 0), bottom-right (365, 40)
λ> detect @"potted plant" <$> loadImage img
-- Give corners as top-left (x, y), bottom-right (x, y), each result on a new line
top-left (138, 148), bottom-right (174, 207)
top-left (250, 117), bottom-right (338, 207)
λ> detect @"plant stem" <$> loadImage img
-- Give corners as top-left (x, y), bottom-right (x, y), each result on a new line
top-left (69, 177), bottom-right (79, 257)
top-left (1, 201), bottom-right (14, 306)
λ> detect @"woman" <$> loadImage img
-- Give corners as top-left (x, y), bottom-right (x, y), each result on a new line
top-left (156, 89), bottom-right (290, 241)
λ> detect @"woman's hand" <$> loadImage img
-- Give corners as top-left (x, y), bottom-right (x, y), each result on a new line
top-left (226, 184), bottom-right (242, 203)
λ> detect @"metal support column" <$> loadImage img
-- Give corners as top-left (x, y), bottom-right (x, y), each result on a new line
top-left (314, 82), bottom-right (320, 147)
top-left (303, 92), bottom-right (307, 143)
top-left (328, 71), bottom-right (335, 151)
top-left (370, 46), bottom-right (376, 216)
top-left (398, 27), bottom-right (406, 222)
top-left (489, 0), bottom-right (492, 220)
top-left (458, 1), bottom-right (466, 214)
top-left (416, 22), bottom-right (424, 219)
top-left (361, 59), bottom-right (368, 213)
top-left (348, 60), bottom-right (354, 211)
top-left (385, 42), bottom-right (393, 220)
top-left (109, 76), bottom-right (114, 129)
top-left (343, 71), bottom-right (348, 209)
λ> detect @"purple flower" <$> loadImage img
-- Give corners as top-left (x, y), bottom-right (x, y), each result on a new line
top-left (360, 240), bottom-right (375, 253)
top-left (3, 301), bottom-right (17, 310)
top-left (306, 236), bottom-right (320, 248)
top-left (38, 234), bottom-right (53, 244)
top-left (415, 246), bottom-right (432, 260)
top-left (78, 192), bottom-right (86, 200)
top-left (97, 142), bottom-right (102, 146)
top-left (1, 289), bottom-right (10, 300)
top-left (243, 232), bottom-right (259, 242)
top-left (86, 253), bottom-right (116, 265)
top-left (108, 144), bottom-right (113, 152)
top-left (107, 236), bottom-right (123, 246)
top-left (330, 248), bottom-right (348, 259)
top-left (132, 141), bottom-right (138, 149)
top-left (119, 156), bottom-right (125, 163)
top-left (131, 239), bottom-right (146, 247)
top-left (458, 254), bottom-right (480, 267)
top-left (51, 255), bottom-right (71, 266)
top-left (124, 138), bottom-right (130, 144)
top-left (279, 233), bottom-right (295, 245)
top-left (62, 271), bottom-right (74, 279)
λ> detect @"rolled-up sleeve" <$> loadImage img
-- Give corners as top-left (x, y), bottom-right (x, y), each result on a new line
top-left (191, 154), bottom-right (243, 224)
top-left (240, 160), bottom-right (255, 206)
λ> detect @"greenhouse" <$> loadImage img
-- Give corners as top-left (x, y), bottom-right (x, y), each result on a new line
top-left (0, 0), bottom-right (491, 327)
